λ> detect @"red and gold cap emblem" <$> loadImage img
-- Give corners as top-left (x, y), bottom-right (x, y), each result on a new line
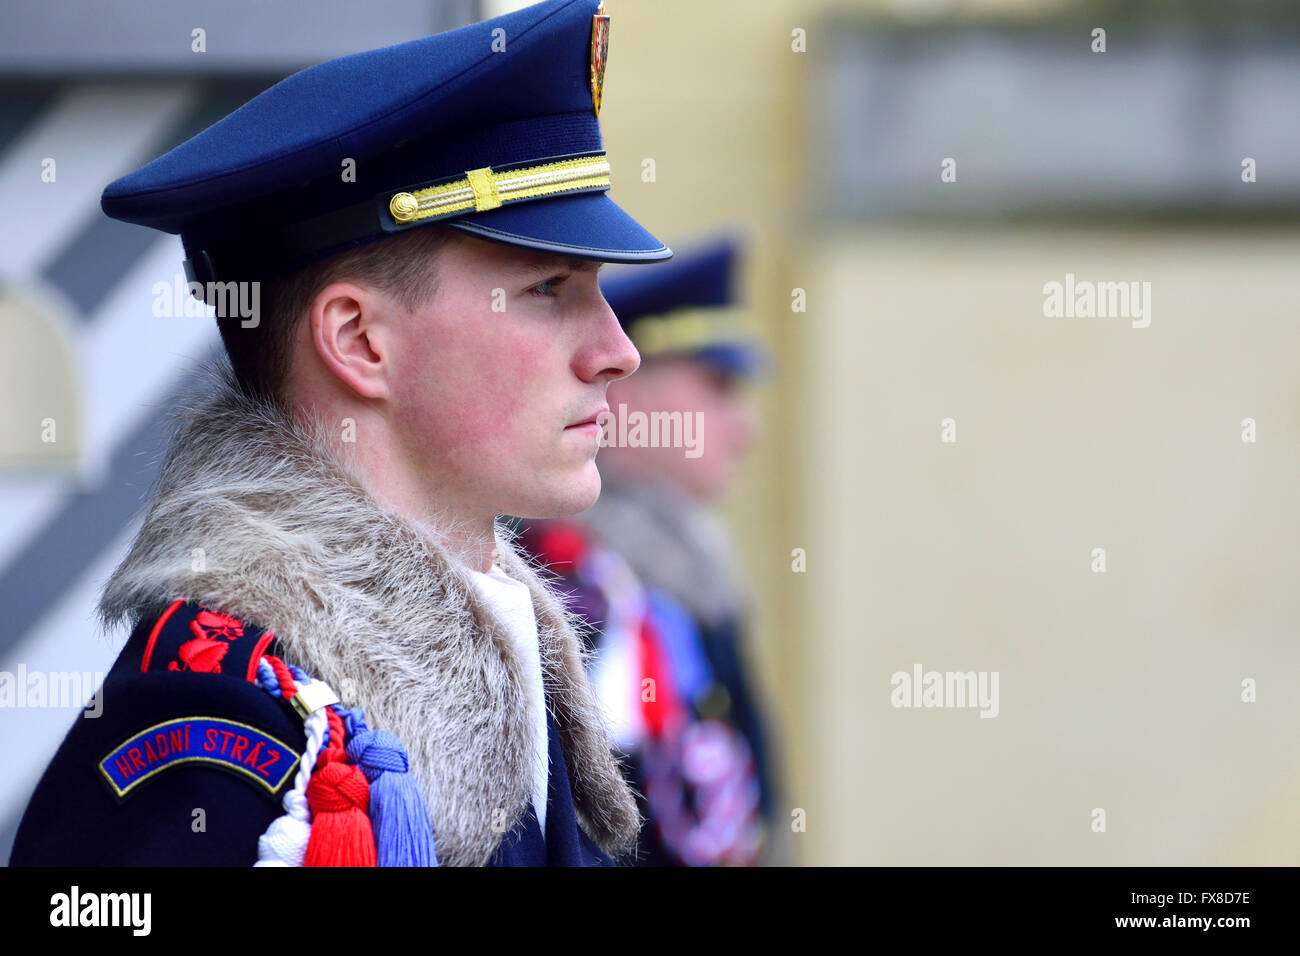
top-left (590, 1), bottom-right (610, 117)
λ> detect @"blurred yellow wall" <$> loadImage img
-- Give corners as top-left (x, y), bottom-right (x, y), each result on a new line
top-left (799, 226), bottom-right (1300, 864)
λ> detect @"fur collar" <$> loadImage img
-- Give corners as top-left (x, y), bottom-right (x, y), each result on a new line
top-left (98, 361), bottom-right (639, 866)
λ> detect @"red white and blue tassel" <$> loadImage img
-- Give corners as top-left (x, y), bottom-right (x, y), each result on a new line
top-left (253, 659), bottom-right (329, 865)
top-left (253, 654), bottom-right (437, 867)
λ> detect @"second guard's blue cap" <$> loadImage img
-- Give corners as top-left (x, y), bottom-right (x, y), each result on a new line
top-left (602, 236), bottom-right (770, 378)
top-left (100, 0), bottom-right (671, 287)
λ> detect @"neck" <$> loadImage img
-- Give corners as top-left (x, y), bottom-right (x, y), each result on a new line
top-left (292, 396), bottom-right (498, 574)
top-left (363, 461), bottom-right (499, 575)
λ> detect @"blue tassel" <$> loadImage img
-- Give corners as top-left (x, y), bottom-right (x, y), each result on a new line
top-left (346, 729), bottom-right (439, 866)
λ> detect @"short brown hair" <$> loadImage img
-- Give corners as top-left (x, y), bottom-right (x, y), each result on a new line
top-left (216, 225), bottom-right (453, 409)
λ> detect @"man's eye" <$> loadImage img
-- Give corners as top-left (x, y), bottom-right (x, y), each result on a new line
top-left (528, 276), bottom-right (567, 298)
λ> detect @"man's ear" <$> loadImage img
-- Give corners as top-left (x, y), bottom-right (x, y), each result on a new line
top-left (308, 281), bottom-right (392, 401)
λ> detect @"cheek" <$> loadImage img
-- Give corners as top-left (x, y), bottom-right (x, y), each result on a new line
top-left (471, 341), bottom-right (549, 455)
top-left (397, 306), bottom-right (555, 468)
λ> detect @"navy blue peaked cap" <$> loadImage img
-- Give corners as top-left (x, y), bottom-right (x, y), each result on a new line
top-left (603, 236), bottom-right (768, 377)
top-left (101, 0), bottom-right (670, 286)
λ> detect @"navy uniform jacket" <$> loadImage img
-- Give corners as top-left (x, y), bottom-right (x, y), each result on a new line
top-left (10, 601), bottom-right (611, 867)
top-left (488, 707), bottom-right (613, 867)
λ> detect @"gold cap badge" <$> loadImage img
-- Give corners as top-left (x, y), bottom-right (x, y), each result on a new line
top-left (590, 1), bottom-right (610, 117)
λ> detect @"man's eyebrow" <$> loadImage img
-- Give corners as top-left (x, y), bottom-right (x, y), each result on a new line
top-left (511, 257), bottom-right (603, 277)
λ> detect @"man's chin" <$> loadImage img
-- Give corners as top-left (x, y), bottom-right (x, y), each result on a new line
top-left (508, 465), bottom-right (601, 520)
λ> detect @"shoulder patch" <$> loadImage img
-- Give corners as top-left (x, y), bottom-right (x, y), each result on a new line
top-left (99, 716), bottom-right (300, 799)
top-left (140, 599), bottom-right (276, 683)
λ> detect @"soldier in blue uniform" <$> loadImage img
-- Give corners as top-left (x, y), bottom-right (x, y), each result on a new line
top-left (518, 237), bottom-right (786, 865)
top-left (10, 0), bottom-right (671, 867)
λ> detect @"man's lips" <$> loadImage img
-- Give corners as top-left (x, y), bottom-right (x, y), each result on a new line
top-left (566, 405), bottom-right (610, 429)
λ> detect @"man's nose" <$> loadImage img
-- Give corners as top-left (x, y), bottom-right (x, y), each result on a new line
top-left (578, 293), bottom-right (640, 383)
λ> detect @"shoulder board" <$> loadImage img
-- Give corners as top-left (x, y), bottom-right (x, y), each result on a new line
top-left (140, 599), bottom-right (277, 684)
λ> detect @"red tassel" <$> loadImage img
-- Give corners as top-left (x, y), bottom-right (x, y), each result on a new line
top-left (304, 761), bottom-right (377, 867)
